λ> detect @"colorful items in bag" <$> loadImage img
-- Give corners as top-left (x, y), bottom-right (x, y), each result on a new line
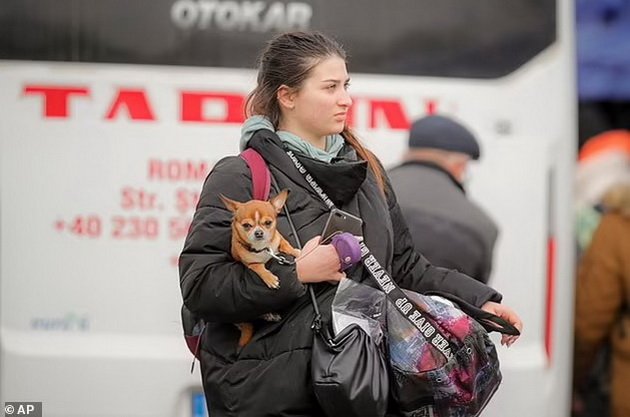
top-left (389, 295), bottom-right (470, 372)
top-left (387, 290), bottom-right (502, 417)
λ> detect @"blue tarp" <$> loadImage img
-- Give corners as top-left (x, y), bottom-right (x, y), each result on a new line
top-left (577, 0), bottom-right (630, 100)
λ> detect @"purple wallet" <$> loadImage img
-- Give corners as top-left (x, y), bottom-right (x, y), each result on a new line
top-left (330, 232), bottom-right (362, 271)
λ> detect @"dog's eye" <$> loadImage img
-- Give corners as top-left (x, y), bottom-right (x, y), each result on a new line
top-left (263, 220), bottom-right (273, 227)
top-left (242, 223), bottom-right (253, 230)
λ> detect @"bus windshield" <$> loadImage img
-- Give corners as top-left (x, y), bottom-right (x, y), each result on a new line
top-left (0, 0), bottom-right (556, 78)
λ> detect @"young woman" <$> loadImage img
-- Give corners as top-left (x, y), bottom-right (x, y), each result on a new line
top-left (179, 31), bottom-right (522, 417)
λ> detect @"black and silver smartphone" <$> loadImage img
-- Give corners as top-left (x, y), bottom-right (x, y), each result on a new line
top-left (320, 208), bottom-right (363, 244)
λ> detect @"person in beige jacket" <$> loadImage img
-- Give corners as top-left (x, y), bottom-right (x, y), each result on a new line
top-left (574, 182), bottom-right (630, 417)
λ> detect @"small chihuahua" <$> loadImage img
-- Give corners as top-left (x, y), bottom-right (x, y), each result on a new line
top-left (220, 189), bottom-right (301, 347)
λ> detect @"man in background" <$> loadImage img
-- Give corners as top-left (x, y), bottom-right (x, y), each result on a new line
top-left (388, 115), bottom-right (498, 283)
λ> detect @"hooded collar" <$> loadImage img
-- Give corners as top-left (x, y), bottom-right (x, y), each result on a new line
top-left (247, 130), bottom-right (367, 208)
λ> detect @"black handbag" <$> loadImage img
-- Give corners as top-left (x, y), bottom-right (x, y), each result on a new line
top-left (309, 288), bottom-right (390, 417)
top-left (275, 173), bottom-right (389, 417)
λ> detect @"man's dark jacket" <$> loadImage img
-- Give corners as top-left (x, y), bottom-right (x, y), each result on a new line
top-left (179, 132), bottom-right (502, 417)
top-left (388, 161), bottom-right (499, 283)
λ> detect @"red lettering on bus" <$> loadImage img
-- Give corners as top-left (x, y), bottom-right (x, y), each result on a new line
top-left (368, 100), bottom-right (410, 130)
top-left (105, 89), bottom-right (156, 120)
top-left (181, 92), bottom-right (245, 124)
top-left (425, 99), bottom-right (438, 115)
top-left (345, 104), bottom-right (356, 128)
top-left (21, 84), bottom-right (441, 130)
top-left (23, 85), bottom-right (90, 118)
top-left (148, 159), bottom-right (212, 181)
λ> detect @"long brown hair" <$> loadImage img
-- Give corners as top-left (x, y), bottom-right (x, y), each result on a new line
top-left (245, 31), bottom-right (386, 194)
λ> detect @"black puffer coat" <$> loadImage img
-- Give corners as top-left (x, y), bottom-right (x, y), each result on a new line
top-left (179, 131), bottom-right (502, 417)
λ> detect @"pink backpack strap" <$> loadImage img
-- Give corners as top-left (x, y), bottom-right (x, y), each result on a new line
top-left (240, 148), bottom-right (271, 201)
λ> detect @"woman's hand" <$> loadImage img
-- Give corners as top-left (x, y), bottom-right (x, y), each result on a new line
top-left (295, 235), bottom-right (345, 284)
top-left (481, 301), bottom-right (523, 347)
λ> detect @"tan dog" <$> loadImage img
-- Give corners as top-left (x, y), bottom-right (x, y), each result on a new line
top-left (220, 189), bottom-right (301, 347)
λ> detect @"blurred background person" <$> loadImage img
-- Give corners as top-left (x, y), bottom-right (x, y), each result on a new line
top-left (388, 115), bottom-right (498, 284)
top-left (573, 181), bottom-right (630, 417)
top-left (572, 130), bottom-right (630, 417)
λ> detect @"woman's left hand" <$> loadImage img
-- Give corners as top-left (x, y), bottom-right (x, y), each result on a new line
top-left (480, 301), bottom-right (523, 347)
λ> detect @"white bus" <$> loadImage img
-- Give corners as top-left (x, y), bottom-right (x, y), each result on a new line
top-left (0, 0), bottom-right (575, 416)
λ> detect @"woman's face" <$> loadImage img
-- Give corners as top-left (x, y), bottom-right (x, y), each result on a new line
top-left (280, 56), bottom-right (352, 144)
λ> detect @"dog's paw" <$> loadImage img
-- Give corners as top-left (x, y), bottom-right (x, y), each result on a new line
top-left (262, 274), bottom-right (280, 289)
top-left (290, 248), bottom-right (301, 258)
top-left (262, 313), bottom-right (282, 322)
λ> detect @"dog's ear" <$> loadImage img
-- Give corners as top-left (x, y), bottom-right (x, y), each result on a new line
top-left (269, 189), bottom-right (290, 213)
top-left (219, 194), bottom-right (241, 213)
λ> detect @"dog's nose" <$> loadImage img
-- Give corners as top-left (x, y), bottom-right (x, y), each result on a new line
top-left (254, 229), bottom-right (264, 240)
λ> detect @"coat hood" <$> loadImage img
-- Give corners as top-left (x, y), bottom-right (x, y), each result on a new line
top-left (247, 129), bottom-right (368, 208)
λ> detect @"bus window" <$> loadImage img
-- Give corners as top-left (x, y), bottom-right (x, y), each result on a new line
top-left (0, 0), bottom-right (555, 78)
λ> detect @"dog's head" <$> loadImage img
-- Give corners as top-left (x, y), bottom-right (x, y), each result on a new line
top-left (220, 189), bottom-right (289, 247)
